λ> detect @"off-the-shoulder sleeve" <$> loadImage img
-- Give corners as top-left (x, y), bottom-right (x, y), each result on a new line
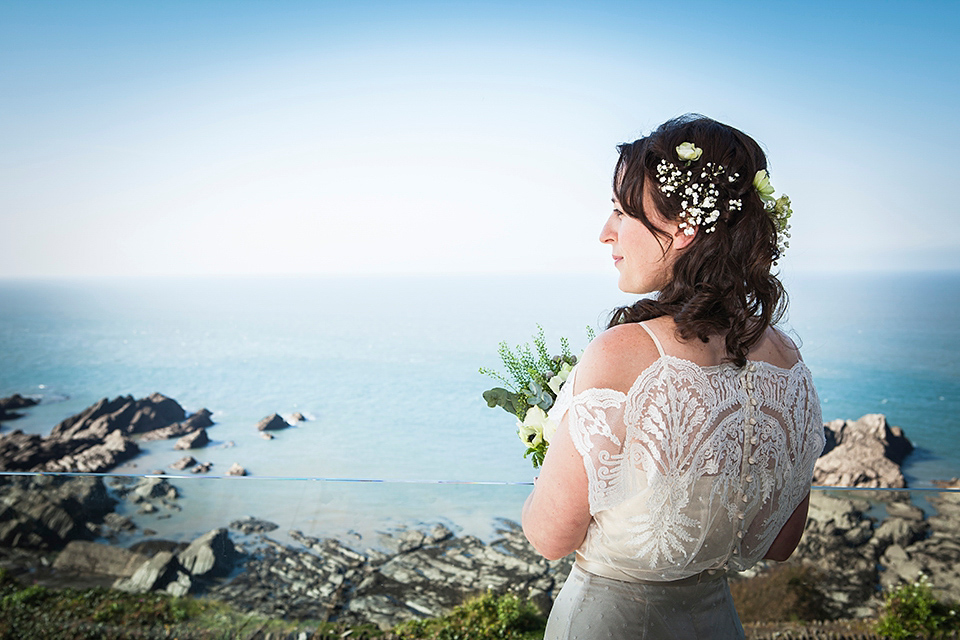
top-left (549, 369), bottom-right (628, 515)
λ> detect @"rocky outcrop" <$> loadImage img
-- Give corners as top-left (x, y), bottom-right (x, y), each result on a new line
top-left (140, 409), bottom-right (215, 442)
top-left (0, 394), bottom-right (215, 473)
top-left (52, 540), bottom-right (149, 578)
top-left (113, 528), bottom-right (236, 597)
top-left (780, 483), bottom-right (960, 616)
top-left (225, 463), bottom-right (247, 476)
top-left (174, 428), bottom-right (209, 450)
top-left (207, 521), bottom-right (571, 628)
top-left (0, 475), bottom-right (115, 550)
top-left (877, 479), bottom-right (960, 600)
top-left (256, 414), bottom-right (289, 431)
top-left (0, 394), bottom-right (38, 422)
top-left (814, 414), bottom-right (913, 488)
top-left (170, 455), bottom-right (198, 470)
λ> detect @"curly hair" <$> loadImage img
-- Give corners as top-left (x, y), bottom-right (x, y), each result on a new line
top-left (607, 114), bottom-right (787, 367)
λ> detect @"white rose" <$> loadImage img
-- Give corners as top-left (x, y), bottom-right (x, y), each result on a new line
top-left (676, 142), bottom-right (703, 162)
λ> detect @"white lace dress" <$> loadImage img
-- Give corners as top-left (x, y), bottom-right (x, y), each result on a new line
top-left (544, 323), bottom-right (824, 639)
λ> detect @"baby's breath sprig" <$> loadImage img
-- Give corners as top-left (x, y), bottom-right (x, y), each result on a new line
top-left (656, 142), bottom-right (793, 260)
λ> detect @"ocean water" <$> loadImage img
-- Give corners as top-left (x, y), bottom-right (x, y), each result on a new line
top-left (1, 272), bottom-right (959, 541)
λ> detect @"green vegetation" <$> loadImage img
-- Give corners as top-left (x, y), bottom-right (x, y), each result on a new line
top-left (0, 570), bottom-right (544, 640)
top-left (395, 592), bottom-right (546, 640)
top-left (0, 568), bottom-right (343, 639)
top-left (875, 574), bottom-right (960, 640)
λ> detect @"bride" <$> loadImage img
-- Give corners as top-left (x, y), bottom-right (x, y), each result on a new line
top-left (522, 115), bottom-right (825, 639)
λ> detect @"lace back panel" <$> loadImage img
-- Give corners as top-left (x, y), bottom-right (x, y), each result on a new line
top-left (549, 329), bottom-right (824, 582)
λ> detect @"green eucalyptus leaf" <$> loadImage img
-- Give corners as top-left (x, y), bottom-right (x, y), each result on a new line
top-left (483, 388), bottom-right (521, 417)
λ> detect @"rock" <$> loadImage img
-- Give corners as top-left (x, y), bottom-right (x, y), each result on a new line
top-left (0, 394), bottom-right (38, 422)
top-left (174, 428), bottom-right (209, 450)
top-left (192, 461), bottom-right (213, 474)
top-left (166, 570), bottom-right (193, 597)
top-left (53, 541), bottom-right (149, 578)
top-left (102, 512), bottom-right (137, 534)
top-left (291, 412), bottom-right (307, 422)
top-left (114, 551), bottom-right (180, 593)
top-left (0, 475), bottom-right (115, 549)
top-left (0, 393), bottom-right (200, 473)
top-left (257, 413), bottom-right (289, 431)
top-left (176, 528), bottom-right (236, 578)
top-left (184, 408), bottom-right (214, 429)
top-left (139, 423), bottom-right (196, 441)
top-left (225, 463), bottom-right (246, 476)
top-left (261, 432), bottom-right (274, 440)
top-left (170, 455), bottom-right (197, 470)
top-left (134, 477), bottom-right (178, 501)
top-left (229, 516), bottom-right (279, 534)
top-left (43, 430), bottom-right (140, 473)
top-left (873, 516), bottom-right (928, 548)
top-left (0, 394), bottom-right (39, 411)
top-left (206, 521), bottom-right (569, 628)
top-left (814, 414), bottom-right (913, 488)
top-left (127, 393), bottom-right (188, 434)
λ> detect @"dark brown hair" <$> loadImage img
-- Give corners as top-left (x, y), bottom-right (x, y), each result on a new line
top-left (608, 114), bottom-right (787, 367)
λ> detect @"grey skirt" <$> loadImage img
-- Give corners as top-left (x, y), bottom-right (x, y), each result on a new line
top-left (545, 564), bottom-right (745, 640)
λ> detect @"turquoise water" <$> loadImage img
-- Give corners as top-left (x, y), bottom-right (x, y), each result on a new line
top-left (1, 272), bottom-right (958, 538)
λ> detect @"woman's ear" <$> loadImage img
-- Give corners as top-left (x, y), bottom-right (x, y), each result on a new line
top-left (672, 225), bottom-right (698, 249)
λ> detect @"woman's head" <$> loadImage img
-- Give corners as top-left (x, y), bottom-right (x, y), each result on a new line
top-left (607, 114), bottom-right (789, 367)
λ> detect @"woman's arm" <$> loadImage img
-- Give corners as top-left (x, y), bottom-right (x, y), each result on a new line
top-left (763, 492), bottom-right (810, 561)
top-left (521, 416), bottom-right (591, 560)
top-left (521, 324), bottom-right (661, 560)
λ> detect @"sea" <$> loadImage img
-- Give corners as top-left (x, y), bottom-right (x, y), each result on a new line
top-left (1, 272), bottom-right (959, 544)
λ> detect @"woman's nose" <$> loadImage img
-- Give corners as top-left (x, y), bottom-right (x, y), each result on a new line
top-left (599, 213), bottom-right (616, 244)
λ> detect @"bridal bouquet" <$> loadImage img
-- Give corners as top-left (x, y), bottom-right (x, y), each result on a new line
top-left (480, 325), bottom-right (594, 468)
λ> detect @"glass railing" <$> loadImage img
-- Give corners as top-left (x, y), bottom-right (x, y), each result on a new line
top-left (1, 473), bottom-right (958, 638)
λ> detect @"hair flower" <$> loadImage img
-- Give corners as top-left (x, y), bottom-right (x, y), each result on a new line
top-left (753, 170), bottom-right (775, 202)
top-left (676, 142), bottom-right (703, 162)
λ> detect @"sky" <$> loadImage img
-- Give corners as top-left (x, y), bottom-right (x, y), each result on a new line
top-left (2, 0), bottom-right (959, 278)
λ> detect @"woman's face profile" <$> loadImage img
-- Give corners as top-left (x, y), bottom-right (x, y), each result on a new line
top-left (600, 185), bottom-right (680, 295)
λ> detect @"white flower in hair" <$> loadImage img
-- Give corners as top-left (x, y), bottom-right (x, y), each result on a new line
top-left (676, 142), bottom-right (703, 162)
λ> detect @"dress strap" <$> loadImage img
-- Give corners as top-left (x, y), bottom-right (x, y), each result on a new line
top-left (639, 322), bottom-right (665, 357)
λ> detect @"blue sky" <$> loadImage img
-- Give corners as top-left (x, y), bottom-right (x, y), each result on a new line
top-left (2, 0), bottom-right (958, 277)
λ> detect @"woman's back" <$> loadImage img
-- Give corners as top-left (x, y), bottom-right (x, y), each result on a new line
top-left (551, 318), bottom-right (824, 581)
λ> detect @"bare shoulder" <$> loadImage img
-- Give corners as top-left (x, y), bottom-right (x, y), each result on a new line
top-left (574, 323), bottom-right (662, 394)
top-left (749, 326), bottom-right (803, 369)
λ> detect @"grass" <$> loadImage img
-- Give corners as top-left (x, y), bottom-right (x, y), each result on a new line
top-left (0, 568), bottom-right (544, 640)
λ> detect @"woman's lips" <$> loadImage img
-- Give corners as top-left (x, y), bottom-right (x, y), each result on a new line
top-left (612, 255), bottom-right (623, 266)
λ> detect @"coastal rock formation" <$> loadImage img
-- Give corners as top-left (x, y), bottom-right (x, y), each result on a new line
top-left (225, 462), bottom-right (247, 476)
top-left (112, 528), bottom-right (236, 597)
top-left (174, 428), bottom-right (209, 450)
top-left (0, 475), bottom-right (115, 550)
top-left (256, 413), bottom-right (289, 431)
top-left (0, 393), bottom-right (214, 473)
top-left (52, 540), bottom-right (149, 578)
top-left (813, 414), bottom-right (913, 488)
top-left (0, 393), bottom-right (38, 422)
top-left (170, 455), bottom-right (198, 470)
top-left (207, 521), bottom-right (572, 627)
